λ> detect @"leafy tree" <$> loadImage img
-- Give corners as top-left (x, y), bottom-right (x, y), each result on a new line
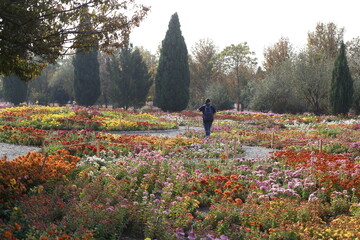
top-left (205, 82), bottom-right (234, 110)
top-left (109, 45), bottom-right (151, 109)
top-left (28, 64), bottom-right (58, 105)
top-left (49, 57), bottom-right (74, 102)
top-left (249, 60), bottom-right (305, 113)
top-left (155, 13), bottom-right (190, 112)
top-left (329, 42), bottom-right (354, 115)
top-left (307, 22), bottom-right (344, 60)
top-left (263, 37), bottom-right (293, 72)
top-left (346, 37), bottom-right (360, 114)
top-left (50, 84), bottom-right (71, 106)
top-left (73, 10), bottom-right (100, 106)
top-left (189, 38), bottom-right (219, 108)
top-left (2, 75), bottom-right (28, 105)
top-left (137, 46), bottom-right (159, 101)
top-left (293, 51), bottom-right (332, 114)
top-left (216, 43), bottom-right (257, 111)
top-left (0, 0), bottom-right (149, 80)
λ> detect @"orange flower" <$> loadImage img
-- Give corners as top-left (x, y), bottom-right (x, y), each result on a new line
top-left (60, 234), bottom-right (71, 239)
top-left (223, 190), bottom-right (232, 197)
top-left (13, 222), bottom-right (21, 231)
top-left (226, 197), bottom-right (234, 203)
top-left (4, 231), bottom-right (12, 239)
top-left (213, 167), bottom-right (221, 173)
top-left (199, 178), bottom-right (209, 185)
top-left (230, 175), bottom-right (238, 181)
top-left (40, 237), bottom-right (49, 240)
top-left (214, 189), bottom-right (222, 194)
top-left (235, 198), bottom-right (243, 206)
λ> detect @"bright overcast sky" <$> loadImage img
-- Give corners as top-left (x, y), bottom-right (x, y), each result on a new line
top-left (130, 0), bottom-right (359, 64)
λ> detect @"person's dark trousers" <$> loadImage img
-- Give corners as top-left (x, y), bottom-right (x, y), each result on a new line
top-left (203, 120), bottom-right (213, 137)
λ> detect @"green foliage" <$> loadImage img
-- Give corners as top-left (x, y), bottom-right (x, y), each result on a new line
top-left (155, 13), bottom-right (190, 112)
top-left (109, 45), bottom-right (152, 109)
top-left (73, 46), bottom-right (101, 106)
top-left (0, 0), bottom-right (149, 80)
top-left (188, 39), bottom-right (219, 109)
top-left (73, 12), bottom-right (100, 106)
top-left (28, 64), bottom-right (60, 105)
top-left (205, 82), bottom-right (234, 110)
top-left (293, 51), bottom-right (332, 114)
top-left (132, 49), bottom-right (153, 108)
top-left (329, 42), bottom-right (354, 115)
top-left (216, 43), bottom-right (257, 110)
top-left (2, 75), bottom-right (28, 105)
top-left (50, 84), bottom-right (71, 105)
top-left (249, 62), bottom-right (306, 113)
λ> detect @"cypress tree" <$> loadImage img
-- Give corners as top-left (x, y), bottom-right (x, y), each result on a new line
top-left (110, 46), bottom-right (133, 109)
top-left (2, 74), bottom-right (28, 105)
top-left (132, 48), bottom-right (152, 108)
top-left (109, 46), bottom-right (151, 109)
top-left (155, 13), bottom-right (190, 111)
top-left (329, 42), bottom-right (354, 115)
top-left (73, 9), bottom-right (101, 106)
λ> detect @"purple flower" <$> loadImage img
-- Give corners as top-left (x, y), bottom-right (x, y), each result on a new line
top-left (188, 231), bottom-right (196, 240)
top-left (206, 234), bottom-right (215, 240)
top-left (176, 228), bottom-right (185, 239)
top-left (219, 235), bottom-right (230, 240)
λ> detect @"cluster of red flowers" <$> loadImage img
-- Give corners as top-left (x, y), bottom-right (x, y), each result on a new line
top-left (275, 150), bottom-right (360, 193)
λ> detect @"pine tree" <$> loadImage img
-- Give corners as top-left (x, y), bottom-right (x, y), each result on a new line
top-left (73, 9), bottom-right (101, 106)
top-left (329, 42), bottom-right (354, 115)
top-left (109, 46), bottom-right (151, 109)
top-left (109, 46), bottom-right (133, 109)
top-left (132, 48), bottom-right (152, 108)
top-left (2, 75), bottom-right (28, 105)
top-left (155, 13), bottom-right (190, 111)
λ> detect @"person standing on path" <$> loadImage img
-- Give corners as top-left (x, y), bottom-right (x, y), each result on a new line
top-left (198, 99), bottom-right (216, 137)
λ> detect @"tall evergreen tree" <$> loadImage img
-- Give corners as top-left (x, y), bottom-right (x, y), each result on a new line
top-left (132, 48), bottom-right (152, 108)
top-left (155, 13), bottom-right (190, 111)
top-left (73, 9), bottom-right (101, 106)
top-left (110, 46), bottom-right (133, 109)
top-left (329, 42), bottom-right (354, 115)
top-left (109, 46), bottom-right (151, 109)
top-left (2, 75), bottom-right (28, 105)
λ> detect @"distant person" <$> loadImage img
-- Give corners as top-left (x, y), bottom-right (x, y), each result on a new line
top-left (198, 99), bottom-right (216, 137)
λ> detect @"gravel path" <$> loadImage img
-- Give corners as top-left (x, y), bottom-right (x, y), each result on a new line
top-left (0, 143), bottom-right (41, 160)
top-left (240, 145), bottom-right (276, 159)
top-left (0, 126), bottom-right (275, 160)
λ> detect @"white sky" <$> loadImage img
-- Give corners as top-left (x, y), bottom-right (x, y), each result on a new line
top-left (130, 0), bottom-right (360, 64)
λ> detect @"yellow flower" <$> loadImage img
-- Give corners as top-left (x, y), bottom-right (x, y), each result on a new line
top-left (38, 185), bottom-right (44, 193)
top-left (9, 178), bottom-right (16, 186)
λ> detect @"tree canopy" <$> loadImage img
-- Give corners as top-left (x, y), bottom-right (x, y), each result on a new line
top-left (155, 13), bottom-right (190, 112)
top-left (0, 0), bottom-right (149, 80)
top-left (329, 42), bottom-right (353, 115)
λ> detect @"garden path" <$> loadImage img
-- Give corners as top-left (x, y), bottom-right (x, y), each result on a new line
top-left (0, 126), bottom-right (276, 160)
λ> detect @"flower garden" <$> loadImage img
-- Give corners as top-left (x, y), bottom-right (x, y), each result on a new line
top-left (0, 106), bottom-right (359, 240)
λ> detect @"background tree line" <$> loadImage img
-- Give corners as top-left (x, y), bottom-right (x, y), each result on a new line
top-left (1, 17), bottom-right (359, 115)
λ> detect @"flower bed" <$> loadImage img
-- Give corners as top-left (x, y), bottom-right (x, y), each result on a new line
top-left (0, 106), bottom-right (177, 131)
top-left (0, 108), bottom-right (359, 239)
